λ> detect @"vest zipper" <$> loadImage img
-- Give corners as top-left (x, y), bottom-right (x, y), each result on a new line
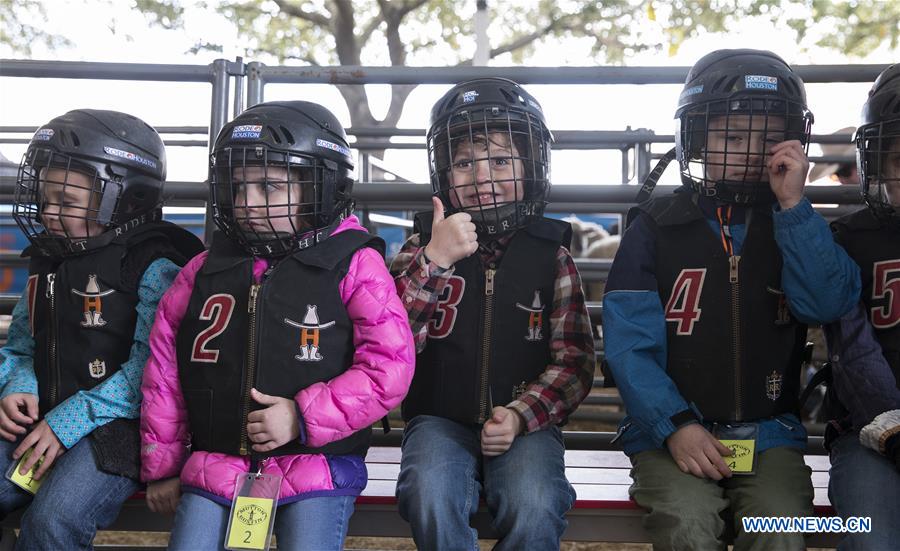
top-left (478, 267), bottom-right (496, 423)
top-left (729, 255), bottom-right (742, 421)
top-left (240, 282), bottom-right (262, 455)
top-left (46, 272), bottom-right (59, 409)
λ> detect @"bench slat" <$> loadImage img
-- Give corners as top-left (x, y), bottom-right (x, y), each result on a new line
top-left (1, 446), bottom-right (838, 547)
top-left (368, 448), bottom-right (832, 470)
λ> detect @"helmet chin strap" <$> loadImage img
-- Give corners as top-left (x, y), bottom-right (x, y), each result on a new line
top-left (243, 214), bottom-right (348, 258)
top-left (38, 207), bottom-right (163, 258)
top-left (635, 147), bottom-right (677, 203)
top-left (709, 180), bottom-right (776, 206)
top-left (635, 146), bottom-right (776, 206)
top-left (464, 199), bottom-right (544, 239)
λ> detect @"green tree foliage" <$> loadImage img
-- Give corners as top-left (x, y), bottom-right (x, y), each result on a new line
top-left (121, 0), bottom-right (895, 133)
top-left (4, 1), bottom-right (895, 143)
top-left (0, 0), bottom-right (71, 55)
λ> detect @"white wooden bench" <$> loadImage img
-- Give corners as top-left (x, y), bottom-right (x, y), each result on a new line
top-left (1, 432), bottom-right (840, 548)
top-left (356, 446), bottom-right (838, 547)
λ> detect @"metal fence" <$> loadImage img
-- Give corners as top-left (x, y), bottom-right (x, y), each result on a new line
top-left (0, 58), bottom-right (886, 309)
top-left (0, 58), bottom-right (886, 182)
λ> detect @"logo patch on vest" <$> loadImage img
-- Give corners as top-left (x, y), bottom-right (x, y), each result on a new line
top-left (767, 286), bottom-right (791, 325)
top-left (71, 274), bottom-right (115, 328)
top-left (515, 290), bottom-right (545, 342)
top-left (89, 358), bottom-right (107, 379)
top-left (284, 305), bottom-right (336, 362)
top-left (766, 370), bottom-right (783, 401)
top-left (512, 380), bottom-right (529, 400)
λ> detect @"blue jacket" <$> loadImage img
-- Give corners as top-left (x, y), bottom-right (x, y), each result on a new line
top-left (824, 302), bottom-right (900, 434)
top-left (603, 194), bottom-right (861, 456)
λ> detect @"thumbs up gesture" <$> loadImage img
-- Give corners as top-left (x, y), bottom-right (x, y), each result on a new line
top-left (424, 197), bottom-right (478, 269)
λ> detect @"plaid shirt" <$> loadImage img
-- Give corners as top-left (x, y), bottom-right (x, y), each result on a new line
top-left (390, 231), bottom-right (595, 432)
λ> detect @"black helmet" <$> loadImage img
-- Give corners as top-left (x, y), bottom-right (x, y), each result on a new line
top-left (13, 109), bottom-right (166, 257)
top-left (209, 101), bottom-right (355, 257)
top-left (674, 49), bottom-right (813, 205)
top-left (426, 78), bottom-right (552, 236)
top-left (857, 63), bottom-right (900, 225)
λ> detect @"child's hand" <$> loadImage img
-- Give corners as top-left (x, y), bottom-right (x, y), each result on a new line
top-left (0, 393), bottom-right (39, 441)
top-left (424, 197), bottom-right (478, 269)
top-left (481, 406), bottom-right (523, 457)
top-left (665, 423), bottom-right (733, 480)
top-left (147, 477), bottom-right (182, 514)
top-left (246, 388), bottom-right (300, 453)
top-left (13, 420), bottom-right (64, 480)
top-left (767, 140), bottom-right (809, 210)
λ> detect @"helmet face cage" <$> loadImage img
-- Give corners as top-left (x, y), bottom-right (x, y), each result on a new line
top-left (428, 105), bottom-right (551, 235)
top-left (14, 148), bottom-right (111, 257)
top-left (679, 96), bottom-right (812, 205)
top-left (211, 145), bottom-right (345, 257)
top-left (858, 120), bottom-right (900, 224)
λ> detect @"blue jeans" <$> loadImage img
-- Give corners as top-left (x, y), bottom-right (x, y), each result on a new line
top-left (396, 415), bottom-right (575, 551)
top-left (168, 491), bottom-right (355, 550)
top-left (829, 432), bottom-right (900, 551)
top-left (0, 436), bottom-right (139, 550)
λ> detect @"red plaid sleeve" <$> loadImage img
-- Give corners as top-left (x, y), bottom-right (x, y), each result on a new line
top-left (389, 234), bottom-right (454, 353)
top-left (506, 246), bottom-right (596, 432)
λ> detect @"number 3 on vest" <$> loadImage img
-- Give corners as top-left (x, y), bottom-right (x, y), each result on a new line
top-left (428, 276), bottom-right (466, 339)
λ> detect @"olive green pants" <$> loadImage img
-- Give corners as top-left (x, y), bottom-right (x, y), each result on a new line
top-left (629, 446), bottom-right (814, 551)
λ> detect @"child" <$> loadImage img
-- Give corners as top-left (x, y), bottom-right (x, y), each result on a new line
top-left (139, 100), bottom-right (415, 550)
top-left (602, 49), bottom-right (861, 550)
top-left (391, 78), bottom-right (595, 550)
top-left (824, 63), bottom-right (900, 550)
top-left (0, 109), bottom-right (203, 549)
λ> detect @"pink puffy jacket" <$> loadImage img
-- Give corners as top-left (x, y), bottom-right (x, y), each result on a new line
top-left (140, 217), bottom-right (414, 503)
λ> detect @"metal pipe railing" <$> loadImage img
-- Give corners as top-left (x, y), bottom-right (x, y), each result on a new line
top-left (243, 64), bottom-right (888, 85)
top-left (246, 61), bottom-right (265, 107)
top-left (0, 59), bottom-right (215, 82)
top-left (0, 178), bottom-right (866, 209)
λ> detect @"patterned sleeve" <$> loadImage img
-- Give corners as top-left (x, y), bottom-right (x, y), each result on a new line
top-left (389, 234), bottom-right (454, 353)
top-left (0, 293), bottom-right (37, 397)
top-left (507, 246), bottom-right (596, 432)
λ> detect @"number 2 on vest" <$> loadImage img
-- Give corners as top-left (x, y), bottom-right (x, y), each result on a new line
top-left (665, 269), bottom-right (706, 335)
top-left (191, 293), bottom-right (236, 362)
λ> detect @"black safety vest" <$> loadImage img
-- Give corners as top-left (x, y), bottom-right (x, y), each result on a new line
top-left (402, 216), bottom-right (571, 425)
top-left (636, 191), bottom-right (806, 422)
top-left (832, 208), bottom-right (900, 380)
top-left (26, 221), bottom-right (203, 417)
top-left (176, 230), bottom-right (384, 457)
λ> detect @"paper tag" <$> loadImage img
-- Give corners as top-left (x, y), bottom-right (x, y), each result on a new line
top-left (226, 496), bottom-right (275, 550)
top-left (719, 439), bottom-right (756, 473)
top-left (6, 449), bottom-right (45, 494)
top-left (224, 471), bottom-right (282, 551)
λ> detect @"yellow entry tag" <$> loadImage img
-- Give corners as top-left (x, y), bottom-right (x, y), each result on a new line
top-left (226, 496), bottom-right (275, 550)
top-left (6, 449), bottom-right (45, 494)
top-left (719, 439), bottom-right (756, 473)
top-left (225, 471), bottom-right (281, 551)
